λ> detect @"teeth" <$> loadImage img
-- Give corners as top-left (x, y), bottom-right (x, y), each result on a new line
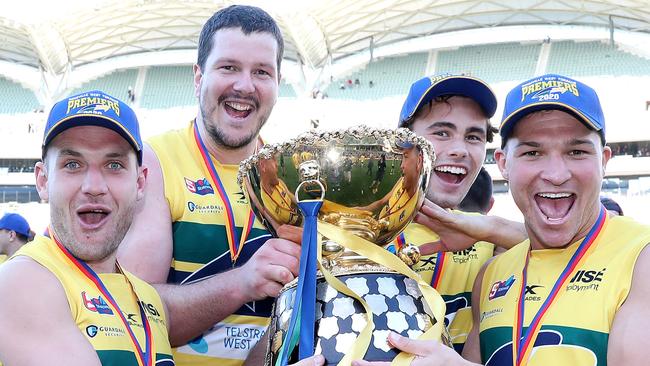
top-left (435, 165), bottom-right (467, 175)
top-left (537, 192), bottom-right (572, 199)
top-left (225, 102), bottom-right (252, 111)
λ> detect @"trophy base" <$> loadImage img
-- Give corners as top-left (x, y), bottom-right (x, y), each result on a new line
top-left (266, 265), bottom-right (446, 365)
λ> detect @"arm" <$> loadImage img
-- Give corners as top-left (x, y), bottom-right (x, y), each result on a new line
top-left (118, 144), bottom-right (173, 283)
top-left (415, 199), bottom-right (527, 254)
top-left (608, 245), bottom-right (650, 365)
top-left (159, 226), bottom-right (302, 346)
top-left (0, 258), bottom-right (101, 365)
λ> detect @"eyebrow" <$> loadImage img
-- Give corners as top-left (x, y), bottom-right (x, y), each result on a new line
top-left (514, 139), bottom-right (595, 149)
top-left (215, 58), bottom-right (275, 70)
top-left (425, 121), bottom-right (456, 131)
top-left (57, 149), bottom-right (130, 160)
top-left (466, 126), bottom-right (487, 136)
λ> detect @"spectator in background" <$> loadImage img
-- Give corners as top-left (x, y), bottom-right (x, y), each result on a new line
top-left (601, 196), bottom-right (624, 216)
top-left (369, 80), bottom-right (374, 88)
top-left (458, 167), bottom-right (494, 214)
top-left (127, 86), bottom-right (135, 102)
top-left (0, 213), bottom-right (32, 265)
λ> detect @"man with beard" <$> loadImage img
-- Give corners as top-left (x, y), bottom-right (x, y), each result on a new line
top-left (0, 91), bottom-right (173, 365)
top-left (357, 74), bottom-right (650, 365)
top-left (118, 5), bottom-right (302, 365)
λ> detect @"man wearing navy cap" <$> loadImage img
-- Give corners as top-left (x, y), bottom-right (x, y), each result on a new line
top-left (387, 74), bottom-right (516, 353)
top-left (0, 91), bottom-right (174, 365)
top-left (358, 75), bottom-right (650, 365)
top-left (0, 212), bottom-right (32, 264)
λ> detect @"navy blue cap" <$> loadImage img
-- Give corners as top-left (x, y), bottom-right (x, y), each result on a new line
top-left (0, 213), bottom-right (31, 237)
top-left (399, 74), bottom-right (497, 127)
top-left (500, 74), bottom-right (605, 147)
top-left (43, 90), bottom-right (142, 164)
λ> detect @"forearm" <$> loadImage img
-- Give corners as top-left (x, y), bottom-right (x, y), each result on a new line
top-left (156, 268), bottom-right (251, 346)
top-left (483, 215), bottom-right (527, 250)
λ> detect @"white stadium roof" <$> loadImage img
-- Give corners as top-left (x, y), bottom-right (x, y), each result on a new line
top-left (2, 0), bottom-right (650, 98)
top-left (3, 0), bottom-right (650, 70)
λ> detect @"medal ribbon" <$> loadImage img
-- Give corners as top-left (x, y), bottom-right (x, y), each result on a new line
top-left (50, 228), bottom-right (152, 366)
top-left (513, 206), bottom-right (607, 366)
top-left (194, 122), bottom-right (255, 262)
top-left (430, 251), bottom-right (446, 289)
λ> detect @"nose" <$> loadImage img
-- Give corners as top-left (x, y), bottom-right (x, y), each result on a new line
top-left (233, 72), bottom-right (255, 94)
top-left (81, 166), bottom-right (108, 196)
top-left (540, 153), bottom-right (571, 185)
top-left (447, 138), bottom-right (469, 159)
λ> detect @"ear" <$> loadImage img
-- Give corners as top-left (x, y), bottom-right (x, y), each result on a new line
top-left (136, 166), bottom-right (148, 202)
top-left (494, 148), bottom-right (508, 181)
top-left (193, 64), bottom-right (203, 99)
top-left (34, 161), bottom-right (49, 202)
top-left (601, 145), bottom-right (612, 176)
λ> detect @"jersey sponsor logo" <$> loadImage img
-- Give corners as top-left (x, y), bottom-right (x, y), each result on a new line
top-left (86, 325), bottom-right (99, 337)
top-left (452, 247), bottom-right (479, 263)
top-left (480, 308), bottom-right (503, 322)
top-left (566, 268), bottom-right (606, 292)
top-left (184, 177), bottom-right (214, 195)
top-left (488, 275), bottom-right (515, 300)
top-left (82, 291), bottom-right (114, 315)
top-left (524, 284), bottom-right (544, 302)
top-left (187, 201), bottom-right (224, 214)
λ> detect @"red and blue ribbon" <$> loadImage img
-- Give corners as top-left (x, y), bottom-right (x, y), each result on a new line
top-left (513, 206), bottom-right (607, 366)
top-left (194, 122), bottom-right (255, 262)
top-left (51, 229), bottom-right (152, 366)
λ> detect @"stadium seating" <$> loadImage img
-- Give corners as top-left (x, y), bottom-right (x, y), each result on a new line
top-left (0, 77), bottom-right (39, 114)
top-left (72, 68), bottom-right (138, 101)
top-left (435, 42), bottom-right (539, 83)
top-left (140, 65), bottom-right (196, 109)
top-left (325, 53), bottom-right (429, 100)
top-left (546, 41), bottom-right (650, 77)
top-left (279, 80), bottom-right (297, 98)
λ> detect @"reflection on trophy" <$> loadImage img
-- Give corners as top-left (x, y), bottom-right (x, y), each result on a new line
top-left (238, 126), bottom-right (449, 366)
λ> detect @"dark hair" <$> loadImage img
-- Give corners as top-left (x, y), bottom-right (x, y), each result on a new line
top-left (407, 95), bottom-right (498, 143)
top-left (458, 167), bottom-right (493, 214)
top-left (600, 196), bottom-right (623, 216)
top-left (197, 5), bottom-right (284, 73)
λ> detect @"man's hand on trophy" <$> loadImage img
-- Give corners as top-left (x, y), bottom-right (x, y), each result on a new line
top-left (290, 355), bottom-right (325, 366)
top-left (237, 226), bottom-right (302, 300)
top-left (351, 332), bottom-right (476, 366)
top-left (414, 199), bottom-right (486, 254)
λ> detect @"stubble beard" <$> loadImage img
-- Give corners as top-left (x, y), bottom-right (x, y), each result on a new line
top-left (50, 201), bottom-right (136, 266)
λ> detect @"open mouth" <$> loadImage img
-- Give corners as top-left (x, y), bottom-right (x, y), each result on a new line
top-left (224, 101), bottom-right (254, 119)
top-left (77, 208), bottom-right (111, 227)
top-left (434, 165), bottom-right (467, 184)
top-left (534, 192), bottom-right (576, 222)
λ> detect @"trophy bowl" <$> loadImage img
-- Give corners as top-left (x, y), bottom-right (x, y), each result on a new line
top-left (238, 126), bottom-right (447, 365)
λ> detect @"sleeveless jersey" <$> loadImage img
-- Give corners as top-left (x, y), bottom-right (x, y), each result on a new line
top-left (15, 236), bottom-right (173, 365)
top-left (401, 221), bottom-right (494, 352)
top-left (478, 216), bottom-right (650, 366)
top-left (149, 122), bottom-right (272, 365)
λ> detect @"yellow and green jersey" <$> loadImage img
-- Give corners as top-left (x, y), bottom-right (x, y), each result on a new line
top-left (478, 216), bottom-right (650, 366)
top-left (149, 122), bottom-right (272, 365)
top-left (400, 221), bottom-right (494, 352)
top-left (16, 236), bottom-right (173, 365)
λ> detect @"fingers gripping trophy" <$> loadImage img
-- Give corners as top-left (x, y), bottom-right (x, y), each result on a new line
top-left (238, 126), bottom-right (449, 366)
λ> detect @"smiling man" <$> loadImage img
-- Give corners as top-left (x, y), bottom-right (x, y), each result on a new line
top-left (392, 74), bottom-right (499, 353)
top-left (357, 74), bottom-right (650, 366)
top-left (0, 91), bottom-right (173, 365)
top-left (117, 5), bottom-right (303, 366)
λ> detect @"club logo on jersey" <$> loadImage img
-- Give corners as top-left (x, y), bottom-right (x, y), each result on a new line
top-left (488, 275), bottom-right (516, 300)
top-left (82, 291), bottom-right (114, 315)
top-left (185, 177), bottom-right (214, 195)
